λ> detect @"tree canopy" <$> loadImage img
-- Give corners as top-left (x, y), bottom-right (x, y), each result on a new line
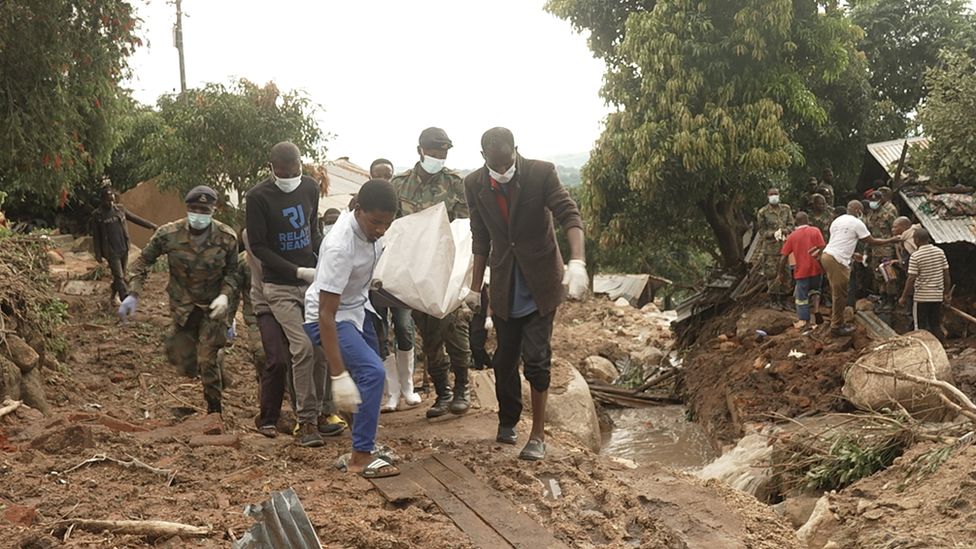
top-left (850, 0), bottom-right (976, 137)
top-left (148, 79), bottom-right (328, 210)
top-left (549, 0), bottom-right (870, 269)
top-left (916, 52), bottom-right (976, 185)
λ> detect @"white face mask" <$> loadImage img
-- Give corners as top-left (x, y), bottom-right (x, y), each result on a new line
top-left (275, 173), bottom-right (303, 193)
top-left (420, 155), bottom-right (446, 174)
top-left (488, 163), bottom-right (516, 184)
top-left (768, 195), bottom-right (780, 205)
top-left (187, 212), bottom-right (213, 230)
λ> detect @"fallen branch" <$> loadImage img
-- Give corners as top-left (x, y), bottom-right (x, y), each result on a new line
top-left (948, 305), bottom-right (976, 328)
top-left (64, 453), bottom-right (176, 486)
top-left (0, 399), bottom-right (23, 418)
top-left (54, 519), bottom-right (210, 538)
top-left (858, 364), bottom-right (976, 423)
top-left (634, 368), bottom-right (679, 393)
top-left (160, 383), bottom-right (205, 413)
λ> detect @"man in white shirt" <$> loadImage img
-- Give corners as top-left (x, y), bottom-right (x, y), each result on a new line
top-left (304, 179), bottom-right (400, 478)
top-left (819, 200), bottom-right (900, 336)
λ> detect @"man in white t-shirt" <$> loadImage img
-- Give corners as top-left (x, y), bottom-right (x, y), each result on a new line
top-left (819, 200), bottom-right (899, 336)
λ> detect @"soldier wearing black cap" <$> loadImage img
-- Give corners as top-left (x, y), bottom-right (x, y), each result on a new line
top-left (390, 127), bottom-right (472, 418)
top-left (121, 185), bottom-right (239, 414)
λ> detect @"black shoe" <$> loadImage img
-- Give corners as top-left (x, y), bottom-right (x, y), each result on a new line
top-left (496, 426), bottom-right (517, 445)
top-left (830, 326), bottom-right (855, 337)
top-left (206, 400), bottom-right (222, 414)
top-left (426, 394), bottom-right (452, 419)
top-left (519, 438), bottom-right (546, 461)
top-left (298, 422), bottom-right (324, 448)
top-left (448, 391), bottom-right (470, 415)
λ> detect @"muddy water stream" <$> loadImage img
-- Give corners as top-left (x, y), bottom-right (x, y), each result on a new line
top-left (600, 406), bottom-right (718, 469)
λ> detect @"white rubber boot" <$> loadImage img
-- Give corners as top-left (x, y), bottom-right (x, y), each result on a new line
top-left (381, 355), bottom-right (399, 412)
top-left (397, 349), bottom-right (421, 406)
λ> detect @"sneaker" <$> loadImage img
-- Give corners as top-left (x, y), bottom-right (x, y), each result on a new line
top-left (318, 414), bottom-right (346, 437)
top-left (298, 422), bottom-right (324, 448)
top-left (257, 424), bottom-right (277, 438)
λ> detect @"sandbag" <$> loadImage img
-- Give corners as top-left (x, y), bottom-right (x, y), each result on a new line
top-left (372, 203), bottom-right (472, 319)
top-left (842, 330), bottom-right (954, 420)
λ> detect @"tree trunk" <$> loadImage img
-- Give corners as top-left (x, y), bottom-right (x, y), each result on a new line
top-left (698, 196), bottom-right (746, 270)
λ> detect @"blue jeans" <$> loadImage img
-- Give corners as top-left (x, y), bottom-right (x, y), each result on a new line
top-left (303, 315), bottom-right (384, 453)
top-left (794, 275), bottom-right (823, 321)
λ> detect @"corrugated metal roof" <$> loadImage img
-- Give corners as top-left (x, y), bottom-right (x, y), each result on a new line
top-left (900, 191), bottom-right (976, 245)
top-left (325, 159), bottom-right (369, 196)
top-left (866, 137), bottom-right (930, 178)
top-left (593, 274), bottom-right (650, 304)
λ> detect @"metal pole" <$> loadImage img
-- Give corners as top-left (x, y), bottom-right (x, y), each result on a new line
top-left (175, 0), bottom-right (186, 93)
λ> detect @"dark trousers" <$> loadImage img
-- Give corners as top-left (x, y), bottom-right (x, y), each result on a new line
top-left (492, 311), bottom-right (554, 429)
top-left (256, 312), bottom-right (290, 427)
top-left (913, 301), bottom-right (944, 343)
top-left (469, 287), bottom-right (491, 368)
top-left (108, 254), bottom-right (128, 300)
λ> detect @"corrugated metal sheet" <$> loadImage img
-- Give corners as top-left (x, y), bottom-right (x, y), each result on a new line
top-left (866, 137), bottom-right (930, 178)
top-left (900, 191), bottom-right (976, 245)
top-left (326, 159), bottom-right (369, 196)
top-left (593, 274), bottom-right (650, 305)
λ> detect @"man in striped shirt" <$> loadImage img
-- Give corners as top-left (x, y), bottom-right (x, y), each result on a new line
top-left (899, 228), bottom-right (951, 343)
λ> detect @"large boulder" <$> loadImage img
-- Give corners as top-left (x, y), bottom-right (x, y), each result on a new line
top-left (5, 334), bottom-right (39, 373)
top-left (735, 308), bottom-right (797, 341)
top-left (842, 331), bottom-right (954, 420)
top-left (0, 355), bottom-right (22, 401)
top-left (20, 368), bottom-right (50, 415)
top-left (523, 358), bottom-right (601, 451)
top-left (581, 356), bottom-right (618, 384)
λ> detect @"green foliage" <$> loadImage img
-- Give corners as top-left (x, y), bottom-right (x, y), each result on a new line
top-left (0, 0), bottom-right (140, 209)
top-left (549, 0), bottom-right (870, 269)
top-left (850, 0), bottom-right (976, 136)
top-left (803, 433), bottom-right (906, 490)
top-left (148, 79), bottom-right (328, 212)
top-left (916, 52), bottom-right (976, 185)
top-left (103, 101), bottom-right (166, 193)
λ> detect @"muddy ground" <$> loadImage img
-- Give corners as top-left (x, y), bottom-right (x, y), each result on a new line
top-left (0, 255), bottom-right (798, 548)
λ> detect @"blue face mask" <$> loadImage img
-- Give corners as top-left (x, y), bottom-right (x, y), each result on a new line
top-left (187, 212), bottom-right (213, 230)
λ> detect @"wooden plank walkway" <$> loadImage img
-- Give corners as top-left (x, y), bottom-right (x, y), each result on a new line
top-left (371, 453), bottom-right (569, 549)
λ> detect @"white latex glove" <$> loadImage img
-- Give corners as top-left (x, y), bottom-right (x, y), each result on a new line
top-left (485, 316), bottom-right (494, 331)
top-left (460, 287), bottom-right (481, 312)
top-left (118, 295), bottom-right (138, 322)
top-left (209, 294), bottom-right (229, 319)
top-left (564, 259), bottom-right (588, 301)
top-left (296, 267), bottom-right (316, 283)
top-left (774, 229), bottom-right (785, 241)
top-left (331, 371), bottom-right (362, 413)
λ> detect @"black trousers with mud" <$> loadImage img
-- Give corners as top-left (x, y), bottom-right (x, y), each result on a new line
top-left (492, 311), bottom-right (554, 429)
top-left (165, 307), bottom-right (227, 411)
top-left (107, 254), bottom-right (128, 301)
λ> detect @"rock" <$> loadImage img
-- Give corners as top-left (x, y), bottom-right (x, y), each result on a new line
top-left (855, 298), bottom-right (874, 312)
top-left (189, 434), bottom-right (241, 448)
top-left (630, 346), bottom-right (665, 370)
top-left (20, 368), bottom-right (50, 415)
top-left (0, 355), bottom-right (23, 401)
top-left (60, 280), bottom-right (108, 296)
top-left (719, 341), bottom-right (738, 352)
top-left (46, 250), bottom-right (65, 264)
top-left (30, 425), bottom-right (94, 453)
top-left (3, 504), bottom-right (37, 527)
top-left (842, 330), bottom-right (954, 421)
top-left (134, 413), bottom-right (223, 443)
top-left (772, 494), bottom-right (823, 529)
top-left (614, 297), bottom-right (631, 307)
top-left (525, 358), bottom-right (600, 451)
top-left (735, 308), bottom-right (797, 341)
top-left (110, 372), bottom-right (126, 383)
top-left (640, 302), bottom-right (662, 314)
top-left (717, 334), bottom-right (729, 342)
top-left (5, 335), bottom-right (39, 373)
top-left (582, 356), bottom-right (618, 384)
top-left (797, 495), bottom-right (842, 549)
top-left (71, 236), bottom-right (94, 253)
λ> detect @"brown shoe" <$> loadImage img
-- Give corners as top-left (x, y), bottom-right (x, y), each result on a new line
top-left (298, 422), bottom-right (324, 448)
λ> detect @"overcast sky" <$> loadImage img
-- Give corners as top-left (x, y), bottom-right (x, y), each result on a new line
top-left (125, 0), bottom-right (610, 170)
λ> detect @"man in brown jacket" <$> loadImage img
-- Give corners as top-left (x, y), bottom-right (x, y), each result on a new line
top-left (463, 127), bottom-right (587, 461)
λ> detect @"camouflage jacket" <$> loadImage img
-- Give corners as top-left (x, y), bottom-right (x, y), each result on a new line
top-left (817, 183), bottom-right (835, 207)
top-left (391, 164), bottom-right (469, 221)
top-left (128, 219), bottom-right (239, 326)
top-left (809, 210), bottom-right (834, 242)
top-left (227, 251), bottom-right (254, 328)
top-left (866, 204), bottom-right (897, 259)
top-left (756, 203), bottom-right (794, 255)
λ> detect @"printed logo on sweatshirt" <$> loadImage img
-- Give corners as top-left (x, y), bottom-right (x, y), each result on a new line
top-left (278, 205), bottom-right (311, 251)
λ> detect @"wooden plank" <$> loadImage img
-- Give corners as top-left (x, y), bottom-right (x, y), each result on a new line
top-left (369, 461), bottom-right (427, 502)
top-left (428, 454), bottom-right (570, 549)
top-left (412, 460), bottom-right (511, 548)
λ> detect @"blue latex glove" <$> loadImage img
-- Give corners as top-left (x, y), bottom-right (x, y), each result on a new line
top-left (118, 295), bottom-right (138, 322)
top-left (226, 319), bottom-right (236, 341)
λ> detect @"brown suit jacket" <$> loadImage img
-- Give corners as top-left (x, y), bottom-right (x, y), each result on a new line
top-left (464, 155), bottom-right (583, 321)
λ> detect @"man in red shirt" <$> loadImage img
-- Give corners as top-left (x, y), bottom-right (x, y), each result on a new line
top-left (779, 212), bottom-right (826, 325)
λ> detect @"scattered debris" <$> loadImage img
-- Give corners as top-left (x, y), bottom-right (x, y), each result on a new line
top-left (54, 518), bottom-right (211, 539)
top-left (232, 488), bottom-right (322, 549)
top-left (63, 453), bottom-right (177, 486)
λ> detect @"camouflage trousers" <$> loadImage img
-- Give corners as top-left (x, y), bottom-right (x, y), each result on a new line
top-left (762, 254), bottom-right (791, 296)
top-left (413, 309), bottom-right (471, 390)
top-left (165, 307), bottom-right (227, 407)
top-left (868, 256), bottom-right (898, 296)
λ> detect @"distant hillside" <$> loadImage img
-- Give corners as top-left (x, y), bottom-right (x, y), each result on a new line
top-left (546, 152), bottom-right (589, 169)
top-left (456, 164), bottom-right (582, 187)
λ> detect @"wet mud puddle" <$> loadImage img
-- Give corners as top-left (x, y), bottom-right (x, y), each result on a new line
top-left (600, 406), bottom-right (718, 469)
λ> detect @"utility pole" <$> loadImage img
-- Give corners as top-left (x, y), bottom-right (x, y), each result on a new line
top-left (174, 0), bottom-right (186, 93)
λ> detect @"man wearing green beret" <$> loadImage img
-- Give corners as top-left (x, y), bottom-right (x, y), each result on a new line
top-left (120, 185), bottom-right (239, 415)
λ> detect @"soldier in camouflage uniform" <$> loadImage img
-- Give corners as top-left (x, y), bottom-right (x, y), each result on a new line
top-left (391, 127), bottom-right (472, 419)
top-left (756, 188), bottom-right (795, 305)
top-left (120, 186), bottom-right (239, 414)
top-left (865, 189), bottom-right (898, 308)
top-left (808, 193), bottom-right (834, 242)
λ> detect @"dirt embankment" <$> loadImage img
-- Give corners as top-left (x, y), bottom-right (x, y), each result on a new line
top-left (0, 252), bottom-right (798, 548)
